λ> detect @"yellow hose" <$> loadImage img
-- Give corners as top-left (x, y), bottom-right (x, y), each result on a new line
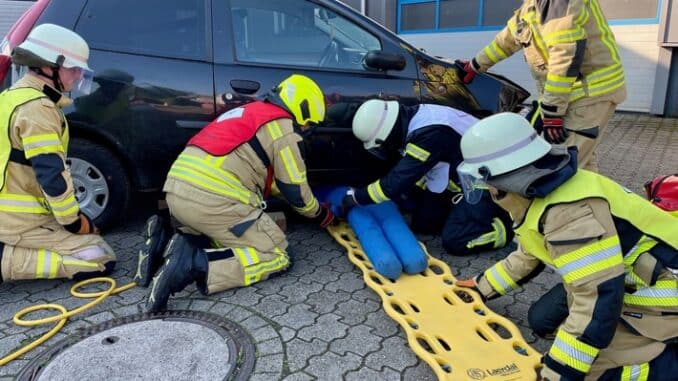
top-left (0, 278), bottom-right (136, 366)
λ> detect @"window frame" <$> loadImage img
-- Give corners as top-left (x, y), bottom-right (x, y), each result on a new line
top-left (396, 0), bottom-right (664, 34)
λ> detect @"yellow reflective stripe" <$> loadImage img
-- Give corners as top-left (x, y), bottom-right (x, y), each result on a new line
top-left (623, 236), bottom-right (657, 286)
top-left (545, 73), bottom-right (577, 94)
top-left (62, 258), bottom-right (100, 269)
top-left (621, 363), bottom-right (650, 381)
top-left (484, 262), bottom-right (518, 295)
top-left (235, 247), bottom-right (260, 267)
top-left (0, 193), bottom-right (50, 213)
top-left (524, 12), bottom-right (549, 60)
top-left (543, 22), bottom-right (587, 45)
top-left (446, 180), bottom-right (461, 193)
top-left (266, 120), bottom-right (284, 140)
top-left (244, 255), bottom-right (289, 284)
top-left (624, 280), bottom-right (678, 307)
top-left (415, 178), bottom-right (427, 190)
top-left (22, 133), bottom-right (64, 158)
top-left (36, 249), bottom-right (60, 279)
top-left (483, 41), bottom-right (507, 64)
top-left (588, 0), bottom-right (621, 63)
top-left (280, 146), bottom-right (306, 184)
top-left (49, 194), bottom-right (79, 217)
top-left (293, 196), bottom-right (318, 214)
top-left (549, 329), bottom-right (599, 373)
top-left (367, 180), bottom-right (390, 203)
top-left (570, 64), bottom-right (625, 101)
top-left (467, 218), bottom-right (505, 249)
top-left (404, 143), bottom-right (430, 162)
top-left (169, 167), bottom-right (250, 204)
top-left (553, 236), bottom-right (623, 284)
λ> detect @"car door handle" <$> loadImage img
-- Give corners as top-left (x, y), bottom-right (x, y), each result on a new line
top-left (230, 80), bottom-right (260, 94)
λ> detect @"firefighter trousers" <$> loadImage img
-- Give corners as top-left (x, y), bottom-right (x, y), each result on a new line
top-left (0, 221), bottom-right (115, 281)
top-left (166, 189), bottom-right (289, 295)
top-left (563, 100), bottom-right (618, 172)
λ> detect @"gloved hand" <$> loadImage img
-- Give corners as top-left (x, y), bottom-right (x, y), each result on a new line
top-left (542, 116), bottom-right (568, 144)
top-left (455, 276), bottom-right (486, 302)
top-left (457, 59), bottom-right (479, 84)
top-left (335, 189), bottom-right (359, 219)
top-left (65, 212), bottom-right (99, 235)
top-left (313, 203), bottom-right (336, 229)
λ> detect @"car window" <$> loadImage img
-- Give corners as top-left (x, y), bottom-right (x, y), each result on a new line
top-left (229, 0), bottom-right (381, 70)
top-left (75, 0), bottom-right (207, 60)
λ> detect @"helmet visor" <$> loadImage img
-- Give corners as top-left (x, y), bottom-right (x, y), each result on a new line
top-left (73, 67), bottom-right (94, 95)
top-left (456, 166), bottom-right (489, 205)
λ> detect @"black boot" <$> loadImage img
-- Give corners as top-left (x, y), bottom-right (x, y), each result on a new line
top-left (135, 214), bottom-right (172, 287)
top-left (146, 233), bottom-right (208, 313)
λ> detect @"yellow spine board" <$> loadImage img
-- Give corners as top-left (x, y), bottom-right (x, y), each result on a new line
top-left (328, 223), bottom-right (541, 381)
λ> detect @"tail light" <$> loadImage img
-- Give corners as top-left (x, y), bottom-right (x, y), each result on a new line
top-left (0, 0), bottom-right (51, 85)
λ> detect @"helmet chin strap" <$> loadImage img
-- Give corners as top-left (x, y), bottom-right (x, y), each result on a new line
top-left (34, 67), bottom-right (64, 93)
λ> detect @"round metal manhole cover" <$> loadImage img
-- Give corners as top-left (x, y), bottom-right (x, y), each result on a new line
top-left (17, 311), bottom-right (255, 381)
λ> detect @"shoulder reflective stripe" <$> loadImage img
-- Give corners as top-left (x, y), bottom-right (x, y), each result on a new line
top-left (621, 362), bottom-right (650, 381)
top-left (279, 146), bottom-right (306, 184)
top-left (293, 196), bottom-right (318, 214)
top-left (588, 0), bottom-right (621, 63)
top-left (549, 329), bottom-right (599, 373)
top-left (524, 12), bottom-right (549, 60)
top-left (49, 194), bottom-right (79, 217)
top-left (404, 143), bottom-right (430, 162)
top-left (624, 280), bottom-right (678, 307)
top-left (553, 236), bottom-right (623, 284)
top-left (266, 120), bottom-right (284, 140)
top-left (367, 180), bottom-right (390, 203)
top-left (484, 262), bottom-right (518, 295)
top-left (544, 26), bottom-right (587, 45)
top-left (22, 133), bottom-right (64, 158)
top-left (0, 193), bottom-right (50, 213)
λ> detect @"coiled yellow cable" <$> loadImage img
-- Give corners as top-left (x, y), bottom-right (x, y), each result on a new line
top-left (0, 278), bottom-right (136, 366)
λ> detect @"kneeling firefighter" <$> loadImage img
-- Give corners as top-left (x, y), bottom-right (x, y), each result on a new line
top-left (336, 100), bottom-right (513, 255)
top-left (140, 74), bottom-right (334, 312)
top-left (0, 24), bottom-right (116, 283)
top-left (456, 113), bottom-right (677, 380)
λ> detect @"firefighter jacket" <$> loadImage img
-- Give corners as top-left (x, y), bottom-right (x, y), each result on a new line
top-left (163, 102), bottom-right (321, 218)
top-left (475, 170), bottom-right (678, 380)
top-left (0, 73), bottom-right (80, 236)
top-left (354, 105), bottom-right (476, 205)
top-left (473, 0), bottom-right (626, 117)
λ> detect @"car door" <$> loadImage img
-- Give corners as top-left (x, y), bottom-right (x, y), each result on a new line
top-left (212, 0), bottom-right (420, 185)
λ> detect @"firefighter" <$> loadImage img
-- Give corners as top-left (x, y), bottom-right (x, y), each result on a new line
top-left (460, 0), bottom-right (626, 172)
top-left (335, 100), bottom-right (513, 256)
top-left (456, 113), bottom-right (677, 380)
top-left (0, 24), bottom-right (115, 283)
top-left (142, 74), bottom-right (334, 312)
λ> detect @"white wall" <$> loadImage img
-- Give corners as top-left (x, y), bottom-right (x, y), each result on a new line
top-left (400, 24), bottom-right (662, 113)
top-left (0, 1), bottom-right (34, 37)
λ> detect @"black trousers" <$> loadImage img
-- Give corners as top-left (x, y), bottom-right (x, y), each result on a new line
top-left (408, 190), bottom-right (513, 256)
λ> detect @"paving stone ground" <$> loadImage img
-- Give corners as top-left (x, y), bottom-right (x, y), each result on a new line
top-left (1, 113), bottom-right (677, 380)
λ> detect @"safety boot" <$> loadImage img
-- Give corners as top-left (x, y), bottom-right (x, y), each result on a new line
top-left (135, 214), bottom-right (172, 287)
top-left (146, 233), bottom-right (208, 313)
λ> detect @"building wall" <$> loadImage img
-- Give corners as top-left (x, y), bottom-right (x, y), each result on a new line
top-left (403, 24), bottom-right (661, 113)
top-left (0, 0), bottom-right (33, 37)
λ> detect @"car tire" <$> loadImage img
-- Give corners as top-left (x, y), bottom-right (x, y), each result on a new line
top-left (67, 138), bottom-right (131, 229)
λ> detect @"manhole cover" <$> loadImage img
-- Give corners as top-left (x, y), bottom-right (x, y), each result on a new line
top-left (17, 311), bottom-right (255, 381)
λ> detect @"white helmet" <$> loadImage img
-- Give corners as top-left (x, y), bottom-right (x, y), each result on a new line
top-left (13, 23), bottom-right (90, 70)
top-left (352, 99), bottom-right (399, 150)
top-left (456, 112), bottom-right (551, 203)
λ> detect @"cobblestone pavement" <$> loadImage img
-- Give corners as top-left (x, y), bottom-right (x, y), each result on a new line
top-left (1, 113), bottom-right (677, 380)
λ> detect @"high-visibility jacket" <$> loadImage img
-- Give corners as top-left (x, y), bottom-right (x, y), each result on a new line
top-left (474, 0), bottom-right (626, 117)
top-left (477, 170), bottom-right (677, 379)
top-left (164, 102), bottom-right (321, 218)
top-left (0, 74), bottom-right (79, 236)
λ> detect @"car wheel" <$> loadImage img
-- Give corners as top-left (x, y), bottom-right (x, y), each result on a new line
top-left (67, 138), bottom-right (131, 229)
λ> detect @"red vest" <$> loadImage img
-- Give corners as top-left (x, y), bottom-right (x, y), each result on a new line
top-left (188, 101), bottom-right (291, 155)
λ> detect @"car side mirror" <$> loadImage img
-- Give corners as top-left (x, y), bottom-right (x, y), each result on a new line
top-left (363, 50), bottom-right (406, 72)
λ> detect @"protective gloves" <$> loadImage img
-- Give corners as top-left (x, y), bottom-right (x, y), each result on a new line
top-left (455, 276), bottom-right (486, 302)
top-left (65, 212), bottom-right (99, 235)
top-left (457, 59), bottom-right (479, 84)
top-left (313, 203), bottom-right (336, 228)
top-left (542, 116), bottom-right (568, 144)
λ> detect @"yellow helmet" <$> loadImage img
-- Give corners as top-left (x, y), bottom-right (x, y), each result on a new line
top-left (274, 74), bottom-right (326, 126)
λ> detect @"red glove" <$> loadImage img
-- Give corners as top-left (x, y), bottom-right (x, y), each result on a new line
top-left (314, 204), bottom-right (336, 229)
top-left (459, 59), bottom-right (479, 84)
top-left (543, 116), bottom-right (568, 144)
top-left (65, 212), bottom-right (100, 235)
